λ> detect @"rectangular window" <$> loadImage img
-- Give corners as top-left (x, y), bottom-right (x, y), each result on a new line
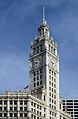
top-left (54, 106), bottom-right (56, 109)
top-left (24, 107), bottom-right (27, 111)
top-left (40, 45), bottom-right (42, 52)
top-left (34, 72), bottom-right (36, 76)
top-left (44, 108), bottom-right (46, 112)
top-left (40, 69), bottom-right (42, 73)
top-left (52, 88), bottom-right (53, 92)
top-left (49, 81), bottom-right (51, 85)
top-left (34, 103), bottom-right (36, 107)
top-left (14, 113), bottom-right (17, 117)
top-left (40, 75), bottom-right (42, 79)
top-left (44, 95), bottom-right (45, 101)
top-left (74, 100), bottom-right (78, 102)
top-left (37, 105), bottom-right (39, 109)
top-left (54, 95), bottom-right (56, 99)
top-left (20, 113), bottom-right (23, 117)
top-left (49, 45), bottom-right (50, 51)
top-left (44, 114), bottom-right (45, 117)
top-left (33, 48), bottom-right (35, 55)
top-left (24, 113), bottom-right (27, 117)
top-left (24, 101), bottom-right (27, 105)
top-left (54, 84), bottom-right (56, 88)
top-left (42, 29), bottom-right (44, 36)
top-left (50, 116), bottom-right (51, 119)
top-left (52, 77), bottom-right (53, 81)
top-left (52, 99), bottom-right (53, 103)
top-left (37, 70), bottom-right (39, 75)
top-left (34, 115), bottom-right (36, 119)
top-left (37, 111), bottom-right (39, 114)
top-left (4, 107), bottom-right (7, 111)
top-left (31, 114), bottom-right (33, 118)
top-left (4, 113), bottom-right (7, 117)
top-left (49, 75), bottom-right (51, 79)
top-left (40, 112), bottom-right (41, 115)
top-left (34, 77), bottom-right (36, 81)
top-left (49, 93), bottom-right (51, 96)
top-left (14, 107), bottom-right (17, 111)
top-left (52, 71), bottom-right (53, 75)
top-left (31, 108), bottom-right (33, 111)
top-left (40, 80), bottom-right (42, 85)
top-left (60, 116), bottom-right (61, 119)
top-left (54, 48), bottom-right (56, 54)
top-left (51, 47), bottom-right (53, 53)
top-left (0, 113), bottom-right (2, 117)
top-left (0, 101), bottom-right (2, 105)
top-left (54, 89), bottom-right (56, 93)
top-left (34, 109), bottom-right (36, 113)
top-left (54, 78), bottom-right (56, 82)
top-left (0, 107), bottom-right (2, 111)
top-left (49, 104), bottom-right (51, 107)
top-left (37, 46), bottom-right (39, 53)
top-left (40, 106), bottom-right (41, 110)
top-left (10, 100), bottom-right (12, 105)
top-left (4, 100), bottom-right (7, 105)
top-left (31, 102), bottom-right (33, 106)
top-left (50, 111), bottom-right (51, 115)
top-left (10, 107), bottom-right (12, 111)
top-left (49, 69), bottom-right (51, 74)
top-left (54, 72), bottom-right (56, 77)
top-left (20, 107), bottom-right (23, 111)
top-left (74, 103), bottom-right (78, 105)
top-left (54, 101), bottom-right (56, 104)
top-left (37, 76), bottom-right (39, 80)
top-left (49, 98), bottom-right (51, 102)
top-left (9, 113), bottom-right (12, 117)
top-left (49, 87), bottom-right (51, 90)
top-left (20, 101), bottom-right (23, 105)
top-left (14, 101), bottom-right (17, 105)
top-left (34, 83), bottom-right (36, 87)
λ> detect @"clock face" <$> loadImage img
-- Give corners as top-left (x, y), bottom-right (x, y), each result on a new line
top-left (49, 56), bottom-right (56, 68)
top-left (33, 56), bottom-right (42, 69)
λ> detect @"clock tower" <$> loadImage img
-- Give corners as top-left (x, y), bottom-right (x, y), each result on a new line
top-left (29, 8), bottom-right (59, 119)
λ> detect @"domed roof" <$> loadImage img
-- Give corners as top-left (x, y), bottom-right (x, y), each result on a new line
top-left (40, 19), bottom-right (48, 27)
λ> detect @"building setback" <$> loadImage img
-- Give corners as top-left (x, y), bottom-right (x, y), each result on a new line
top-left (0, 9), bottom-right (71, 119)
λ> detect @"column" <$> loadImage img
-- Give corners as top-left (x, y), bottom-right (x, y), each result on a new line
top-left (7, 98), bottom-right (9, 119)
top-left (2, 99), bottom-right (4, 118)
top-left (27, 100), bottom-right (31, 118)
top-left (17, 93), bottom-right (20, 119)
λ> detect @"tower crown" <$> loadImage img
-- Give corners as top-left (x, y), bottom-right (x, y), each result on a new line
top-left (38, 8), bottom-right (50, 38)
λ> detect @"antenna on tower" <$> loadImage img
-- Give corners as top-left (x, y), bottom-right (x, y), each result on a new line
top-left (42, 7), bottom-right (45, 21)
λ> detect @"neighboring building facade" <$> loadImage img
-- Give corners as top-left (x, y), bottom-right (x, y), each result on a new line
top-left (0, 91), bottom-right (48, 119)
top-left (0, 10), bottom-right (71, 119)
top-left (62, 99), bottom-right (78, 119)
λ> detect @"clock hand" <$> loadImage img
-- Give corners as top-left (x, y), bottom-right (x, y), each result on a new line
top-left (51, 61), bottom-right (54, 66)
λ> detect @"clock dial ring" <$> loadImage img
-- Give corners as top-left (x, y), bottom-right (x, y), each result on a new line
top-left (33, 56), bottom-right (42, 68)
top-left (49, 56), bottom-right (56, 68)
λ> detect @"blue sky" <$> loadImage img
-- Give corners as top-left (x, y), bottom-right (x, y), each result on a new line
top-left (0, 0), bottom-right (78, 98)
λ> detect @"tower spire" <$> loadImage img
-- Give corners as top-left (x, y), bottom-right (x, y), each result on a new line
top-left (42, 7), bottom-right (45, 22)
top-left (38, 7), bottom-right (50, 37)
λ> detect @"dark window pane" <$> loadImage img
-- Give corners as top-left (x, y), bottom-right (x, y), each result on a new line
top-left (14, 113), bottom-right (17, 117)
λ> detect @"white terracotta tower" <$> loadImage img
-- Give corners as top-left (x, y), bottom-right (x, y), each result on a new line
top-left (29, 8), bottom-right (59, 119)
